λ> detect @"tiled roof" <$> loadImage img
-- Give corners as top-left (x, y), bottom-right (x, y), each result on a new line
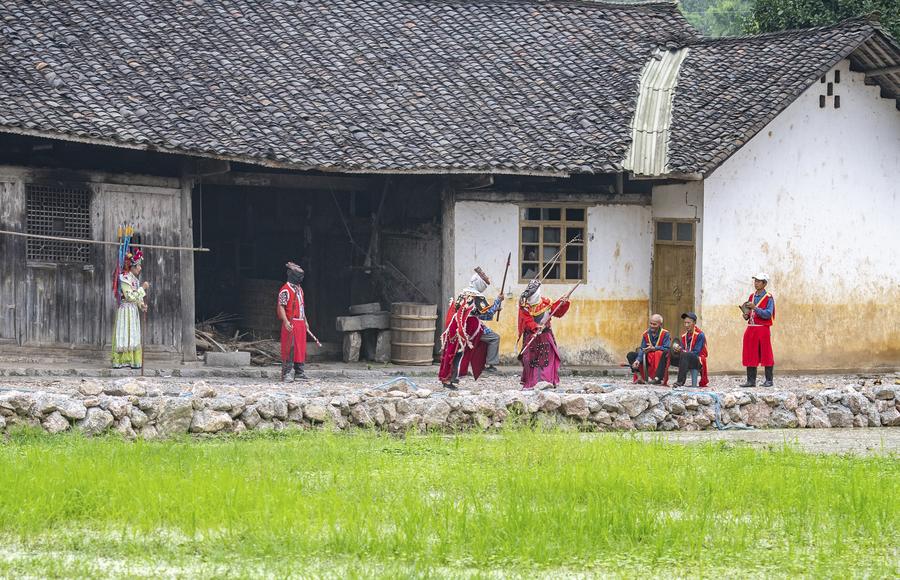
top-left (0, 0), bottom-right (697, 176)
top-left (668, 18), bottom-right (900, 175)
top-left (0, 2), bottom-right (895, 177)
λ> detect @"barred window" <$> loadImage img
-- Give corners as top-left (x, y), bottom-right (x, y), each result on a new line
top-left (519, 206), bottom-right (586, 283)
top-left (26, 183), bottom-right (92, 263)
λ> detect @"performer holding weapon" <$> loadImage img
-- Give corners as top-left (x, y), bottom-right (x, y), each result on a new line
top-left (516, 236), bottom-right (581, 390)
top-left (277, 261), bottom-right (311, 382)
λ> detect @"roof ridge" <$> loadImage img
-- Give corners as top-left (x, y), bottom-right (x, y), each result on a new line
top-left (687, 16), bottom-right (876, 44)
top-left (412, 0), bottom-right (681, 10)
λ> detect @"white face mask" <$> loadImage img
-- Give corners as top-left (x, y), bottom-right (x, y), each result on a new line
top-left (469, 274), bottom-right (488, 294)
top-left (527, 286), bottom-right (542, 305)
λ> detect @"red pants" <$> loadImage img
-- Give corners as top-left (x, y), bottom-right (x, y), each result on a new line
top-left (280, 319), bottom-right (307, 363)
top-left (632, 350), bottom-right (669, 385)
top-left (742, 325), bottom-right (774, 366)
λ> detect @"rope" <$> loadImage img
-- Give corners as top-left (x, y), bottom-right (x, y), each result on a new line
top-left (661, 388), bottom-right (756, 431)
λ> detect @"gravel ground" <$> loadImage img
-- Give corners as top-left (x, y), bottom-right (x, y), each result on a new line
top-left (0, 367), bottom-right (896, 397)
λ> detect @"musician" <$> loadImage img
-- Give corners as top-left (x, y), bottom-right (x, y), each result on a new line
top-left (626, 314), bottom-right (671, 385)
top-left (671, 312), bottom-right (708, 387)
top-left (740, 273), bottom-right (775, 387)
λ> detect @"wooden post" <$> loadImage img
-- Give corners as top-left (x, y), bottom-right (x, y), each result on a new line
top-left (179, 165), bottom-right (198, 362)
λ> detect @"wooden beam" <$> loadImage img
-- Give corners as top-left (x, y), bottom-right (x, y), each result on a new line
top-left (201, 172), bottom-right (371, 191)
top-left (179, 166), bottom-right (198, 362)
top-left (865, 65), bottom-right (900, 78)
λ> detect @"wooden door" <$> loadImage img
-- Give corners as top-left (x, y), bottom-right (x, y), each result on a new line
top-left (652, 221), bottom-right (696, 334)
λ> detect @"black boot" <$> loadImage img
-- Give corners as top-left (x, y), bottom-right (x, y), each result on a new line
top-left (281, 360), bottom-right (295, 383)
top-left (294, 362), bottom-right (308, 381)
top-left (762, 366), bottom-right (774, 387)
top-left (739, 366), bottom-right (757, 388)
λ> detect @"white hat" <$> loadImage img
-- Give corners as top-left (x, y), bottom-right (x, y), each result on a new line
top-left (752, 272), bottom-right (769, 281)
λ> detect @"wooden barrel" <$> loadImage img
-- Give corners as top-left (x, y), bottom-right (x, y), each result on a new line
top-left (390, 303), bottom-right (437, 365)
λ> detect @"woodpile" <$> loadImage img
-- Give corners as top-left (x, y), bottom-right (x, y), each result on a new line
top-left (195, 313), bottom-right (280, 366)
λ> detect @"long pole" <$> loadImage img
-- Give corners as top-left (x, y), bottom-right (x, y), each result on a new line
top-left (140, 307), bottom-right (147, 377)
top-left (538, 234), bottom-right (582, 281)
top-left (0, 229), bottom-right (209, 252)
top-left (496, 252), bottom-right (511, 321)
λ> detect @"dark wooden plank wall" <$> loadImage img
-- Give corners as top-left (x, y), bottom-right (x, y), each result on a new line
top-left (0, 179), bottom-right (24, 343)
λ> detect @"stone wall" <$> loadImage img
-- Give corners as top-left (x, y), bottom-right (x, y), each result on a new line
top-left (1, 380), bottom-right (899, 438)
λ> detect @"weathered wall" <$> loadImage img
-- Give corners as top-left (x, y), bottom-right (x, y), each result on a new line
top-left (0, 165), bottom-right (185, 361)
top-left (453, 197), bottom-right (652, 364)
top-left (702, 59), bottom-right (900, 371)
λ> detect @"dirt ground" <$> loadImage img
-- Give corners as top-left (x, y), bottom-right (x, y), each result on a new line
top-left (627, 428), bottom-right (900, 456)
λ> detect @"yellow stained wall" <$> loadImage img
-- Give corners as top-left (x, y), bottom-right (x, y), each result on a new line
top-left (492, 297), bottom-right (650, 365)
top-left (702, 289), bottom-right (900, 372)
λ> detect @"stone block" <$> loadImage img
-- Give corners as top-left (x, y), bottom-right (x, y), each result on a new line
top-left (343, 331), bottom-right (362, 362)
top-left (349, 302), bottom-right (382, 315)
top-left (362, 329), bottom-right (392, 362)
top-left (205, 351), bottom-right (251, 367)
top-left (335, 312), bottom-right (391, 332)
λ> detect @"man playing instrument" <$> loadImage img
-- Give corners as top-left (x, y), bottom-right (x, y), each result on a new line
top-left (438, 267), bottom-right (503, 389)
top-left (671, 312), bottom-right (709, 388)
top-left (277, 261), bottom-right (309, 383)
top-left (626, 314), bottom-right (671, 385)
top-left (740, 272), bottom-right (775, 387)
top-left (518, 279), bottom-right (571, 390)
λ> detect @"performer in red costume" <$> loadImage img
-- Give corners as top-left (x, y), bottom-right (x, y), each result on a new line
top-left (518, 279), bottom-right (571, 390)
top-left (438, 267), bottom-right (503, 389)
top-left (277, 261), bottom-right (308, 382)
top-left (740, 272), bottom-right (775, 387)
top-left (626, 314), bottom-right (671, 385)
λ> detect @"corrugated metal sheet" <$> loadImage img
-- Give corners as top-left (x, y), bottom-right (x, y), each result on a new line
top-left (624, 48), bottom-right (689, 176)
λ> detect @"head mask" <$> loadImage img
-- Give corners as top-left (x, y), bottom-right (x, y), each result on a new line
top-left (469, 273), bottom-right (488, 294)
top-left (527, 285), bottom-right (542, 305)
top-left (286, 261), bottom-right (305, 285)
top-left (287, 269), bottom-right (304, 285)
top-left (521, 279), bottom-right (542, 305)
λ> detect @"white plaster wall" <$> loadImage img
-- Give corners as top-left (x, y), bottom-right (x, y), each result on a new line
top-left (453, 200), bottom-right (652, 301)
top-left (701, 59), bottom-right (900, 369)
top-left (651, 181), bottom-right (704, 308)
top-left (453, 199), bottom-right (652, 362)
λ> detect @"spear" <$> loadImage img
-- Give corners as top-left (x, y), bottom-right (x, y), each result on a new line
top-left (496, 252), bottom-right (511, 321)
top-left (517, 281), bottom-right (581, 359)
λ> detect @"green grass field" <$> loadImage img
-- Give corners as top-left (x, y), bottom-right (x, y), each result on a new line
top-left (0, 428), bottom-right (897, 578)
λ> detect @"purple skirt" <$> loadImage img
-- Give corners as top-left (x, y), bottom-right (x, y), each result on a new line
top-left (520, 330), bottom-right (561, 389)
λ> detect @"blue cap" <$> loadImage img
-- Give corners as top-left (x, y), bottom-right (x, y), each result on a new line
top-left (681, 312), bottom-right (698, 321)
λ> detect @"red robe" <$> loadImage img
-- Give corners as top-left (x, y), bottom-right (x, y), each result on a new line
top-left (278, 283), bottom-right (307, 364)
top-left (438, 297), bottom-right (487, 383)
top-left (518, 298), bottom-right (571, 389)
top-left (681, 327), bottom-right (709, 387)
top-left (632, 329), bottom-right (671, 385)
top-left (742, 292), bottom-right (775, 366)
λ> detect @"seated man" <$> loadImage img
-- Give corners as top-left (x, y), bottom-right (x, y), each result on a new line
top-left (626, 314), bottom-right (671, 385)
top-left (671, 312), bottom-right (709, 387)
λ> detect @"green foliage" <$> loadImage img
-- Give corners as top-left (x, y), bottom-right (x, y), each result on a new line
top-left (681, 0), bottom-right (756, 36)
top-left (749, 0), bottom-right (900, 39)
top-left (0, 431), bottom-right (897, 577)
